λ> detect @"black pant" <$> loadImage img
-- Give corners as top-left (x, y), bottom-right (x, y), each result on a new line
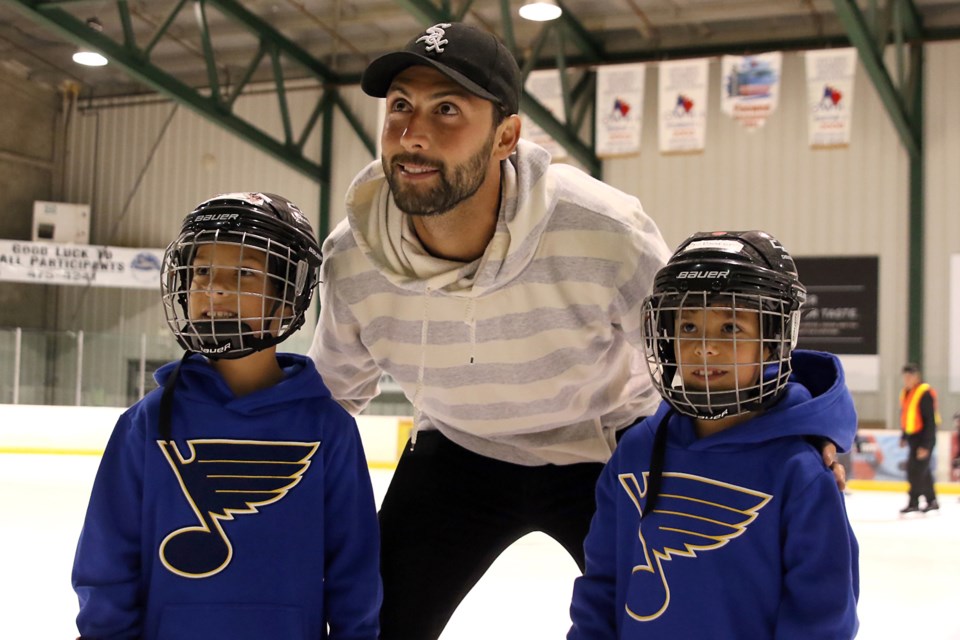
top-left (377, 430), bottom-right (606, 640)
top-left (906, 445), bottom-right (937, 505)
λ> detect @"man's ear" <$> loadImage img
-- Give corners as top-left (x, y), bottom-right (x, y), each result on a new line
top-left (493, 114), bottom-right (521, 160)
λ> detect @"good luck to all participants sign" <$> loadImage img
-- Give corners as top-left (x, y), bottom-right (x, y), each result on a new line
top-left (0, 240), bottom-right (163, 290)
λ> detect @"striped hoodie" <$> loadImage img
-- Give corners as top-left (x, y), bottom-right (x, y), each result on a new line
top-left (308, 139), bottom-right (671, 465)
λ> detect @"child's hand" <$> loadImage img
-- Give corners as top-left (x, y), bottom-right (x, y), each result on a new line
top-left (820, 441), bottom-right (847, 491)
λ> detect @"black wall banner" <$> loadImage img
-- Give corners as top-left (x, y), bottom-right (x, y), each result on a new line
top-left (794, 256), bottom-right (879, 355)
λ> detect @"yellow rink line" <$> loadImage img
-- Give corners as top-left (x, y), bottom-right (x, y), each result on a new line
top-left (1, 446), bottom-right (106, 457)
top-left (847, 479), bottom-right (960, 494)
top-left (4, 447), bottom-right (959, 491)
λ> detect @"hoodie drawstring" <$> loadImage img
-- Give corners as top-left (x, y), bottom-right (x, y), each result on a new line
top-left (644, 408), bottom-right (676, 515)
top-left (410, 287), bottom-right (431, 450)
top-left (158, 351), bottom-right (192, 441)
top-left (465, 298), bottom-right (477, 365)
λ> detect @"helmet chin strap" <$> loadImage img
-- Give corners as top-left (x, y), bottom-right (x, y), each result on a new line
top-left (182, 319), bottom-right (276, 360)
top-left (669, 371), bottom-right (745, 420)
top-left (667, 362), bottom-right (787, 420)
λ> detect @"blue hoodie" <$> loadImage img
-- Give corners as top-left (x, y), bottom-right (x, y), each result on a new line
top-left (568, 350), bottom-right (860, 639)
top-left (73, 353), bottom-right (381, 640)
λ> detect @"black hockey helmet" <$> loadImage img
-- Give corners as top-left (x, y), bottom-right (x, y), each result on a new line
top-left (160, 192), bottom-right (322, 359)
top-left (640, 230), bottom-right (806, 420)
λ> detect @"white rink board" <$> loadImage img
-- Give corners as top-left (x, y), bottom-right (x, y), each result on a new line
top-left (0, 403), bottom-right (404, 466)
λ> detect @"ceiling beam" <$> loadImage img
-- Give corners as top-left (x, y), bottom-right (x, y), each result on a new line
top-left (832, 0), bottom-right (919, 157)
top-left (10, 0), bottom-right (382, 187)
top-left (833, 0), bottom-right (925, 365)
top-left (206, 0), bottom-right (339, 83)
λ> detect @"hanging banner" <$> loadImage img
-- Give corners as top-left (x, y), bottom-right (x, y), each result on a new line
top-left (595, 63), bottom-right (646, 158)
top-left (657, 58), bottom-right (708, 154)
top-left (805, 48), bottom-right (857, 148)
top-left (0, 239), bottom-right (163, 290)
top-left (720, 53), bottom-right (782, 130)
top-left (520, 69), bottom-right (568, 161)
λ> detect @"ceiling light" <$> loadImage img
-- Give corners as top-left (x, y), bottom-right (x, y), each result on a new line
top-left (519, 0), bottom-right (562, 22)
top-left (72, 17), bottom-right (107, 66)
top-left (72, 50), bottom-right (108, 67)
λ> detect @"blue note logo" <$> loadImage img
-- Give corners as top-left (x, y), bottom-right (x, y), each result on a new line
top-left (157, 439), bottom-right (319, 579)
top-left (618, 471), bottom-right (771, 621)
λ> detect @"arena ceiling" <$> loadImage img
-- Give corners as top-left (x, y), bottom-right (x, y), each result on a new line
top-left (1, 0), bottom-right (958, 177)
top-left (3, 0), bottom-right (959, 98)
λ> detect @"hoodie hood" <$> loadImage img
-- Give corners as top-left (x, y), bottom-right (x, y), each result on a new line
top-left (653, 349), bottom-right (857, 452)
top-left (342, 139), bottom-right (555, 296)
top-left (154, 352), bottom-right (331, 417)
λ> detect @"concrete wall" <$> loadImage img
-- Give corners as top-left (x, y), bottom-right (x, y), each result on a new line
top-left (0, 65), bottom-right (62, 329)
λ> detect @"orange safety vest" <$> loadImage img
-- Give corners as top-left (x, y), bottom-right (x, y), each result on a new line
top-left (900, 383), bottom-right (940, 435)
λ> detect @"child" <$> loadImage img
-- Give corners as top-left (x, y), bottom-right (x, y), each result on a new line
top-left (568, 230), bottom-right (859, 639)
top-left (72, 193), bottom-right (381, 640)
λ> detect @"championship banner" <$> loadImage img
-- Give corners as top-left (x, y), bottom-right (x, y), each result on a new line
top-left (520, 69), bottom-right (568, 161)
top-left (0, 239), bottom-right (163, 290)
top-left (595, 63), bottom-right (645, 158)
top-left (720, 53), bottom-right (782, 130)
top-left (657, 58), bottom-right (708, 154)
top-left (805, 48), bottom-right (857, 148)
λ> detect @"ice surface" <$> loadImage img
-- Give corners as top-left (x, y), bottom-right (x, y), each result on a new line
top-left (2, 456), bottom-right (957, 639)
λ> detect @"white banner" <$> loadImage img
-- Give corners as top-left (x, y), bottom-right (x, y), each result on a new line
top-left (658, 59), bottom-right (708, 154)
top-left (595, 63), bottom-right (646, 158)
top-left (721, 53), bottom-right (782, 130)
top-left (521, 69), bottom-right (568, 161)
top-left (805, 48), bottom-right (857, 148)
top-left (0, 240), bottom-right (163, 290)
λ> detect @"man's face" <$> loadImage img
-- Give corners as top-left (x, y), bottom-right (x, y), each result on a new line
top-left (380, 65), bottom-right (499, 217)
top-left (675, 306), bottom-right (765, 394)
top-left (188, 242), bottom-right (283, 335)
top-left (902, 371), bottom-right (920, 389)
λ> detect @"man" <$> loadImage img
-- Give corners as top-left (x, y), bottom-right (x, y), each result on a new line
top-left (898, 363), bottom-right (940, 514)
top-left (308, 22), bottom-right (845, 639)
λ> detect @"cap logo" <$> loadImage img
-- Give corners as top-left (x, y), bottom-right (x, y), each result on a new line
top-left (416, 23), bottom-right (452, 54)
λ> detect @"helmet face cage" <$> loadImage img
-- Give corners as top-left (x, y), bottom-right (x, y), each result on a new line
top-left (641, 290), bottom-right (798, 420)
top-left (640, 230), bottom-right (805, 420)
top-left (160, 193), bottom-right (321, 360)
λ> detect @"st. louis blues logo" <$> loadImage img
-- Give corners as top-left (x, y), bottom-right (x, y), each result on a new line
top-left (618, 471), bottom-right (771, 621)
top-left (157, 439), bottom-right (319, 579)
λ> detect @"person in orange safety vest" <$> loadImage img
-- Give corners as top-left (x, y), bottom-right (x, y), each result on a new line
top-left (898, 363), bottom-right (939, 514)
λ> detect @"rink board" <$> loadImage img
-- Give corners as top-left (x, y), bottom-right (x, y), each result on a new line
top-left (1, 404), bottom-right (958, 492)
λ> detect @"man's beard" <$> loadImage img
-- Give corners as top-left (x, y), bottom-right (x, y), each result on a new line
top-left (383, 131), bottom-right (495, 217)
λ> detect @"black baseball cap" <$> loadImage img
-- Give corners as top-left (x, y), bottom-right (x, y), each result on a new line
top-left (361, 22), bottom-right (522, 116)
top-left (901, 362), bottom-right (920, 374)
